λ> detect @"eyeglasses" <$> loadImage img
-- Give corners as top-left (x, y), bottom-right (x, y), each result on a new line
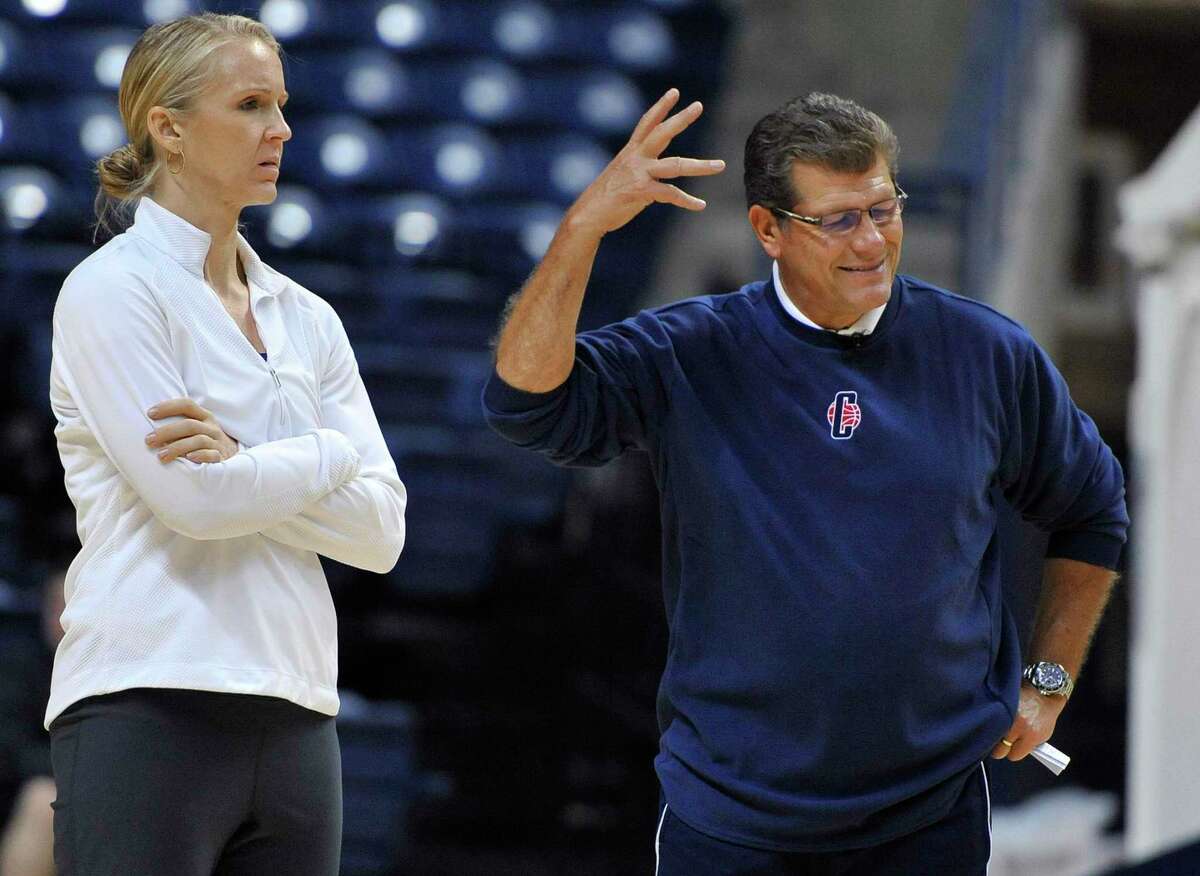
top-left (771, 186), bottom-right (907, 235)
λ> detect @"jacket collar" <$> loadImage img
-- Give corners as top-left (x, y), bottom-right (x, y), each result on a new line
top-left (128, 197), bottom-right (287, 296)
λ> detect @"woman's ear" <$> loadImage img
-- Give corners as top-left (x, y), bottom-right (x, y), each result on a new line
top-left (146, 106), bottom-right (183, 156)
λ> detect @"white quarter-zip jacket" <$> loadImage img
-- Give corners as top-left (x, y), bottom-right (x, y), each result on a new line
top-left (45, 196), bottom-right (406, 728)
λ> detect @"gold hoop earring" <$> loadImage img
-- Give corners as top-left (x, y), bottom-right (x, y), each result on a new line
top-left (167, 147), bottom-right (186, 175)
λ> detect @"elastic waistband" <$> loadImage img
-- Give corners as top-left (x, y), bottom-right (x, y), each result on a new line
top-left (50, 686), bottom-right (328, 733)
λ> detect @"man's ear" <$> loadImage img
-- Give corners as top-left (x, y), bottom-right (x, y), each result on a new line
top-left (748, 204), bottom-right (783, 260)
top-left (146, 106), bottom-right (183, 156)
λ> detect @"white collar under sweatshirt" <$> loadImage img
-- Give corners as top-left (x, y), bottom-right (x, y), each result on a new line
top-left (46, 196), bottom-right (406, 728)
top-left (772, 260), bottom-right (886, 335)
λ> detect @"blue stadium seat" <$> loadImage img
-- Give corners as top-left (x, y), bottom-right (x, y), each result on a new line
top-left (328, 191), bottom-right (456, 268)
top-left (355, 343), bottom-right (491, 426)
top-left (361, 267), bottom-right (499, 347)
top-left (492, 2), bottom-right (675, 70)
top-left (138, 0), bottom-right (201, 24)
top-left (370, 0), bottom-right (494, 54)
top-left (254, 0), bottom-right (332, 44)
top-left (298, 128), bottom-right (602, 207)
top-left (336, 692), bottom-right (418, 876)
top-left (0, 238), bottom-right (89, 307)
top-left (386, 504), bottom-right (498, 598)
top-left (0, 239), bottom-right (81, 410)
top-left (384, 429), bottom-right (505, 590)
top-left (6, 27), bottom-right (142, 93)
top-left (0, 166), bottom-right (79, 238)
top-left (4, 319), bottom-right (51, 409)
top-left (424, 61), bottom-right (642, 137)
top-left (446, 200), bottom-right (563, 279)
top-left (579, 4), bottom-right (676, 70)
top-left (195, 0), bottom-right (322, 45)
top-left (380, 422), bottom-right (564, 599)
top-left (381, 287), bottom-right (496, 349)
top-left (243, 184), bottom-right (333, 257)
top-left (22, 96), bottom-right (125, 179)
top-left (388, 423), bottom-right (565, 519)
top-left (286, 53), bottom-right (532, 126)
top-left (502, 133), bottom-right (609, 203)
top-left (0, 0), bottom-right (191, 26)
top-left (280, 113), bottom-right (393, 189)
top-left (427, 57), bottom-right (527, 128)
top-left (384, 122), bottom-right (505, 199)
top-left (368, 266), bottom-right (498, 308)
top-left (488, 1), bottom-right (556, 61)
top-left (284, 49), bottom-right (413, 118)
top-left (0, 494), bottom-right (22, 579)
top-left (223, 0), bottom-right (432, 48)
top-left (520, 68), bottom-right (644, 137)
top-left (0, 91), bottom-right (37, 163)
top-left (639, 0), bottom-right (703, 10)
top-left (232, 0), bottom-right (493, 53)
top-left (0, 19), bottom-right (28, 91)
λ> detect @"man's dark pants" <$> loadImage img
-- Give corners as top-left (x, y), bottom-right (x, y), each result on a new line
top-left (656, 763), bottom-right (991, 875)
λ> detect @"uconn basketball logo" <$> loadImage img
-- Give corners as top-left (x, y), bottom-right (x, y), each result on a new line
top-left (826, 391), bottom-right (862, 440)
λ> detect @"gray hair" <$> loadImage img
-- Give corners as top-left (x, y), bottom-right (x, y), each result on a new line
top-left (743, 92), bottom-right (899, 211)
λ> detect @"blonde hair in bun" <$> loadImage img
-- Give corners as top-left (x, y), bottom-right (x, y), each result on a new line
top-left (93, 12), bottom-right (281, 237)
top-left (96, 142), bottom-right (153, 200)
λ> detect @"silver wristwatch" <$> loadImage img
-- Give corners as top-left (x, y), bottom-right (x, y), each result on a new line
top-left (1023, 661), bottom-right (1074, 698)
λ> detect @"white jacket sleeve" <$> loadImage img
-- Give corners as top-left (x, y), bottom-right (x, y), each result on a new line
top-left (54, 268), bottom-right (362, 541)
top-left (258, 303), bottom-right (406, 574)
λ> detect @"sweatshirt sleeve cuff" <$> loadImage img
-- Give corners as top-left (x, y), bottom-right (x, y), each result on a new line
top-left (1046, 530), bottom-right (1125, 571)
top-left (482, 367), bottom-right (569, 414)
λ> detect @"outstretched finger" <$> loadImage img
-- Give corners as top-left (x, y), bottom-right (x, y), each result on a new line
top-left (649, 157), bottom-right (726, 179)
top-left (628, 88), bottom-right (681, 146)
top-left (652, 182), bottom-right (706, 211)
top-left (185, 449), bottom-right (223, 464)
top-left (641, 100), bottom-right (704, 157)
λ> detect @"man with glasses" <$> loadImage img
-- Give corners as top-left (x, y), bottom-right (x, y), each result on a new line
top-left (483, 91), bottom-right (1127, 874)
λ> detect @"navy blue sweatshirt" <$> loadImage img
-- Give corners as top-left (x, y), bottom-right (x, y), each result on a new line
top-left (482, 274), bottom-right (1128, 852)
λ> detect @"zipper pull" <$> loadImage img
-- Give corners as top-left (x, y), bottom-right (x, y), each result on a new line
top-left (268, 366), bottom-right (281, 389)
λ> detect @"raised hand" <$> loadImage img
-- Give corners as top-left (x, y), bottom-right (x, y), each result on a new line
top-left (566, 88), bottom-right (725, 238)
top-left (145, 398), bottom-right (240, 464)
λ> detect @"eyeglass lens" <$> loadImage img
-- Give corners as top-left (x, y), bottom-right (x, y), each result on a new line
top-left (820, 197), bottom-right (902, 233)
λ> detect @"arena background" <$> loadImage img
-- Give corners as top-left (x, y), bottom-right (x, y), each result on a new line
top-left (0, 0), bottom-right (1197, 874)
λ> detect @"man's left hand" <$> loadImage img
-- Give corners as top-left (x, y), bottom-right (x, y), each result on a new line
top-left (991, 686), bottom-right (1067, 761)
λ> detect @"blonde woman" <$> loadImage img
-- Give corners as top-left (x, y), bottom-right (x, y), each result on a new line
top-left (46, 14), bottom-right (405, 874)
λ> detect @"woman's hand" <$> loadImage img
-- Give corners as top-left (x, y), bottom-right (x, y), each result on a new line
top-left (145, 398), bottom-right (239, 464)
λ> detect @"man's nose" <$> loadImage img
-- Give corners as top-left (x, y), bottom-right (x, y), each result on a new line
top-left (849, 213), bottom-right (887, 251)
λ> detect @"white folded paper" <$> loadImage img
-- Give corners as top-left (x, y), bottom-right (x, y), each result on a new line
top-left (1031, 742), bottom-right (1070, 775)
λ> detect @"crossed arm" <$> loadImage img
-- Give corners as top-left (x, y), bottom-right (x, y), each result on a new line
top-left (54, 276), bottom-right (405, 574)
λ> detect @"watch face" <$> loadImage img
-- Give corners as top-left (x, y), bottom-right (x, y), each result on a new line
top-left (1035, 663), bottom-right (1066, 692)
